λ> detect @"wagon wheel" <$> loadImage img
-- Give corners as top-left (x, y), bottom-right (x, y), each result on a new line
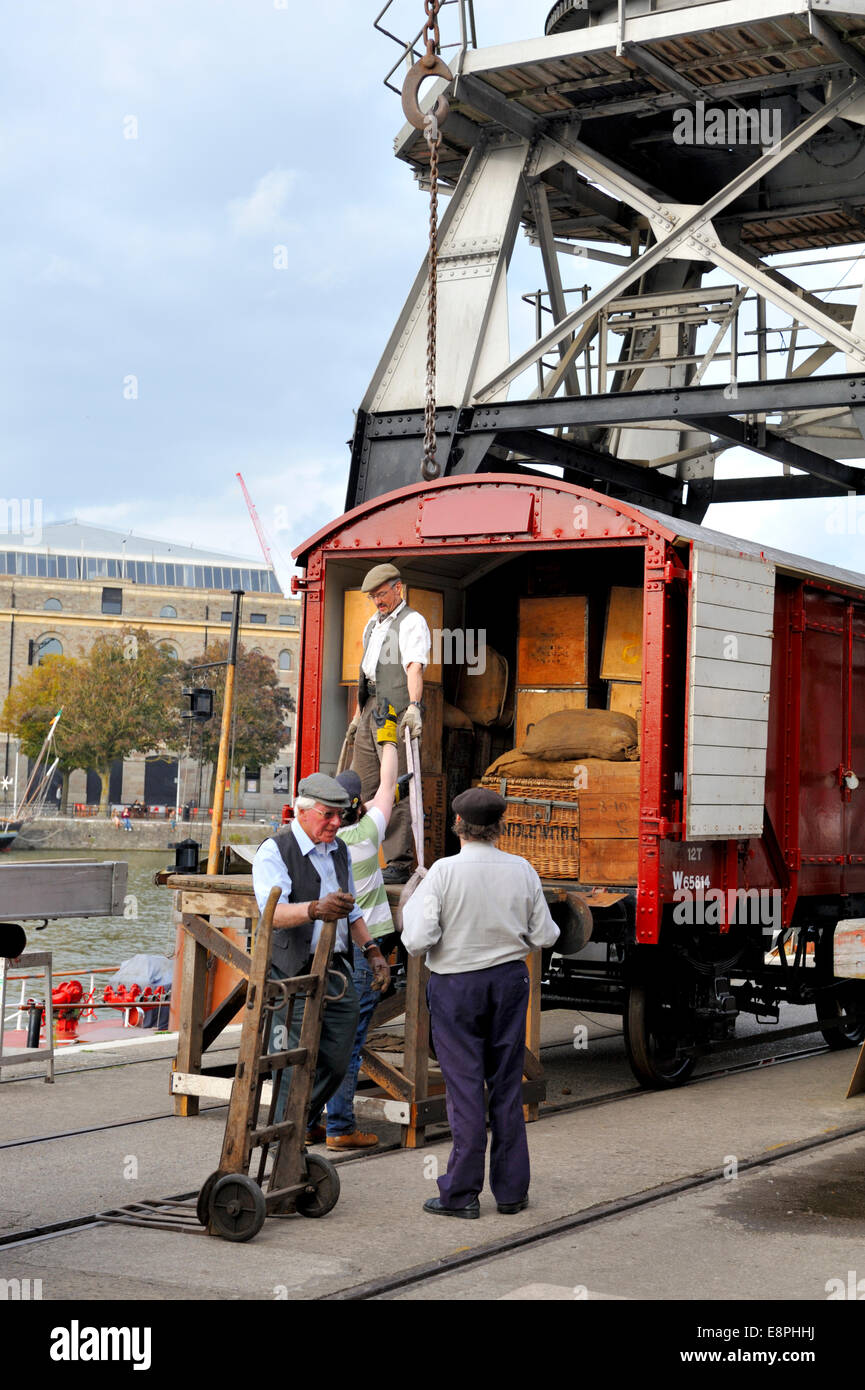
top-left (209, 1174), bottom-right (267, 1242)
top-left (296, 1153), bottom-right (341, 1218)
top-left (196, 1169), bottom-right (223, 1227)
top-left (624, 981), bottom-right (696, 1089)
top-left (814, 924), bottom-right (865, 1050)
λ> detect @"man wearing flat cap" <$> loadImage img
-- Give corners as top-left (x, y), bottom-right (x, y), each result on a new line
top-left (346, 562), bottom-right (431, 884)
top-left (252, 770), bottom-right (389, 1139)
top-left (401, 787), bottom-right (559, 1218)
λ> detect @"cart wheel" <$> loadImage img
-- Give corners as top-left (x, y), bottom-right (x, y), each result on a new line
top-left (209, 1174), bottom-right (267, 1242)
top-left (196, 1170), bottom-right (223, 1227)
top-left (296, 1153), bottom-right (340, 1218)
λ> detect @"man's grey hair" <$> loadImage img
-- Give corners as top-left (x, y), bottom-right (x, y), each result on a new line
top-left (453, 816), bottom-right (502, 844)
top-left (294, 795), bottom-right (319, 812)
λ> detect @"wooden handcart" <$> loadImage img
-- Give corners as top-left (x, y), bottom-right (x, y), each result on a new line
top-left (197, 884), bottom-right (343, 1242)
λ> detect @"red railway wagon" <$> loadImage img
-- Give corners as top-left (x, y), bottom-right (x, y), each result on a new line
top-left (291, 473), bottom-right (865, 1086)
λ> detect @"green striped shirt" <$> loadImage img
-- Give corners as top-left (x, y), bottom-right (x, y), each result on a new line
top-left (337, 807), bottom-right (394, 937)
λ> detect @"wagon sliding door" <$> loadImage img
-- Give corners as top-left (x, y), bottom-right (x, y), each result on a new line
top-left (685, 545), bottom-right (775, 840)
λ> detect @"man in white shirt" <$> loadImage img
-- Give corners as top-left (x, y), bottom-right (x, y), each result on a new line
top-left (251, 771), bottom-right (385, 1140)
top-left (346, 562), bottom-right (431, 884)
top-left (402, 787), bottom-right (559, 1219)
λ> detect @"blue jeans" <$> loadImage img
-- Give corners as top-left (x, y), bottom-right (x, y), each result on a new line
top-left (325, 953), bottom-right (379, 1136)
top-left (269, 960), bottom-right (359, 1128)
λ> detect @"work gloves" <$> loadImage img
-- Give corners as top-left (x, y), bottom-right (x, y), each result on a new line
top-left (368, 950), bottom-right (391, 992)
top-left (399, 703), bottom-right (423, 740)
top-left (311, 891), bottom-right (356, 922)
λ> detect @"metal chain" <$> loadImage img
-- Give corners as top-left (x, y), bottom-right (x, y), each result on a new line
top-left (422, 111), bottom-right (442, 480)
top-left (421, 0), bottom-right (444, 481)
top-left (422, 0), bottom-right (442, 63)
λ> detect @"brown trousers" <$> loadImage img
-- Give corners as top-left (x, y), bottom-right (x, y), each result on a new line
top-left (350, 701), bottom-right (416, 871)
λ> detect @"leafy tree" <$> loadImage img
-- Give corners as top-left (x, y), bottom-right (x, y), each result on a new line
top-left (182, 642), bottom-right (289, 804)
top-left (1, 655), bottom-right (78, 812)
top-left (60, 629), bottom-right (184, 814)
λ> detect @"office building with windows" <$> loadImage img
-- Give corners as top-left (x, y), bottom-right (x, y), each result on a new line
top-left (0, 521), bottom-right (299, 813)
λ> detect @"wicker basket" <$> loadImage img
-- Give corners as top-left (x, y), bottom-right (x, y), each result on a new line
top-left (480, 776), bottom-right (581, 878)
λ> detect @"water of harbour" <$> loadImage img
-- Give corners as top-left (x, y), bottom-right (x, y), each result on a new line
top-left (2, 848), bottom-right (181, 977)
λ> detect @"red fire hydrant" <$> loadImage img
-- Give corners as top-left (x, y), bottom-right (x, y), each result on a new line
top-left (51, 980), bottom-right (84, 1042)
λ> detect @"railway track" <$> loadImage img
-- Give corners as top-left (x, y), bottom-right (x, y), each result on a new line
top-left (322, 1117), bottom-right (865, 1301)
top-left (0, 1031), bottom-right (836, 1253)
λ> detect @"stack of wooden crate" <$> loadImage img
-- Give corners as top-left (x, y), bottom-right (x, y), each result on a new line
top-left (481, 587), bottom-right (644, 885)
top-left (603, 587), bottom-right (643, 731)
top-left (515, 595), bottom-right (589, 744)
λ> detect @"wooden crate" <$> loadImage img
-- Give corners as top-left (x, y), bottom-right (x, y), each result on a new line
top-left (570, 760), bottom-right (641, 794)
top-left (579, 795), bottom-right (640, 838)
top-left (601, 588), bottom-right (643, 681)
top-left (608, 680), bottom-right (642, 721)
top-left (515, 687), bottom-right (588, 746)
top-left (407, 587), bottom-right (443, 685)
top-left (517, 596), bottom-right (587, 687)
top-left (579, 840), bottom-right (639, 884)
top-left (341, 586), bottom-right (444, 685)
top-left (422, 774), bottom-right (447, 865)
top-left (420, 684), bottom-right (443, 776)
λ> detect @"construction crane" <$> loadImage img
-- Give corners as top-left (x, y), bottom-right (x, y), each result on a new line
top-left (236, 471), bottom-right (275, 571)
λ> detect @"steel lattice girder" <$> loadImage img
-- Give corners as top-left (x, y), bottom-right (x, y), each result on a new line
top-left (364, 371), bottom-right (865, 444)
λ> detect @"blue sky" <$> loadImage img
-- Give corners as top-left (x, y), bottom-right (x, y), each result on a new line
top-left (3, 1), bottom-right (864, 592)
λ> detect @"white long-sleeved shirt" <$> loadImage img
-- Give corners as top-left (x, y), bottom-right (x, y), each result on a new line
top-left (401, 842), bottom-right (559, 974)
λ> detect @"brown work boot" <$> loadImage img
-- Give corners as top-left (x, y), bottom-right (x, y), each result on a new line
top-left (305, 1123), bottom-right (326, 1145)
top-left (326, 1130), bottom-right (379, 1150)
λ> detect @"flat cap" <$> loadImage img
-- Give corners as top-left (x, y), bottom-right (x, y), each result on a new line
top-left (361, 562), bottom-right (401, 593)
top-left (297, 772), bottom-right (351, 809)
top-left (335, 769), bottom-right (362, 805)
top-left (452, 787), bottom-right (507, 825)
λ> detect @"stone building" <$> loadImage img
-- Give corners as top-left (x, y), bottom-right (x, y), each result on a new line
top-left (0, 521), bottom-right (300, 815)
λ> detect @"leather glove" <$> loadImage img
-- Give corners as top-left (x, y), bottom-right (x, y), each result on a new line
top-left (345, 709), bottom-right (361, 746)
top-left (374, 702), bottom-right (398, 746)
top-left (367, 948), bottom-right (391, 992)
top-left (399, 703), bottom-right (423, 740)
top-left (313, 891), bottom-right (356, 921)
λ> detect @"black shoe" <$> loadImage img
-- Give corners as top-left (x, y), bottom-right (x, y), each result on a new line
top-left (382, 865), bottom-right (410, 885)
top-left (423, 1196), bottom-right (480, 1219)
top-left (496, 1196), bottom-right (529, 1214)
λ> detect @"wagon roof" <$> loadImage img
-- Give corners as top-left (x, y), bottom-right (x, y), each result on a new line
top-left (642, 507), bottom-right (865, 595)
top-left (293, 473), bottom-right (865, 596)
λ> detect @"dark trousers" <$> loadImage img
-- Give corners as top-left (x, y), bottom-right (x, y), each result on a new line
top-left (427, 959), bottom-right (531, 1208)
top-left (350, 700), bottom-right (415, 871)
top-left (269, 958), bottom-right (359, 1127)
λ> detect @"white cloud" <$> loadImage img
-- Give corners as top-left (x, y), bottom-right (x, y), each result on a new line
top-left (228, 169), bottom-right (298, 237)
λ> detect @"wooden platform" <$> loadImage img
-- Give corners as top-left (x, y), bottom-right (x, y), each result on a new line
top-left (165, 875), bottom-right (546, 1147)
